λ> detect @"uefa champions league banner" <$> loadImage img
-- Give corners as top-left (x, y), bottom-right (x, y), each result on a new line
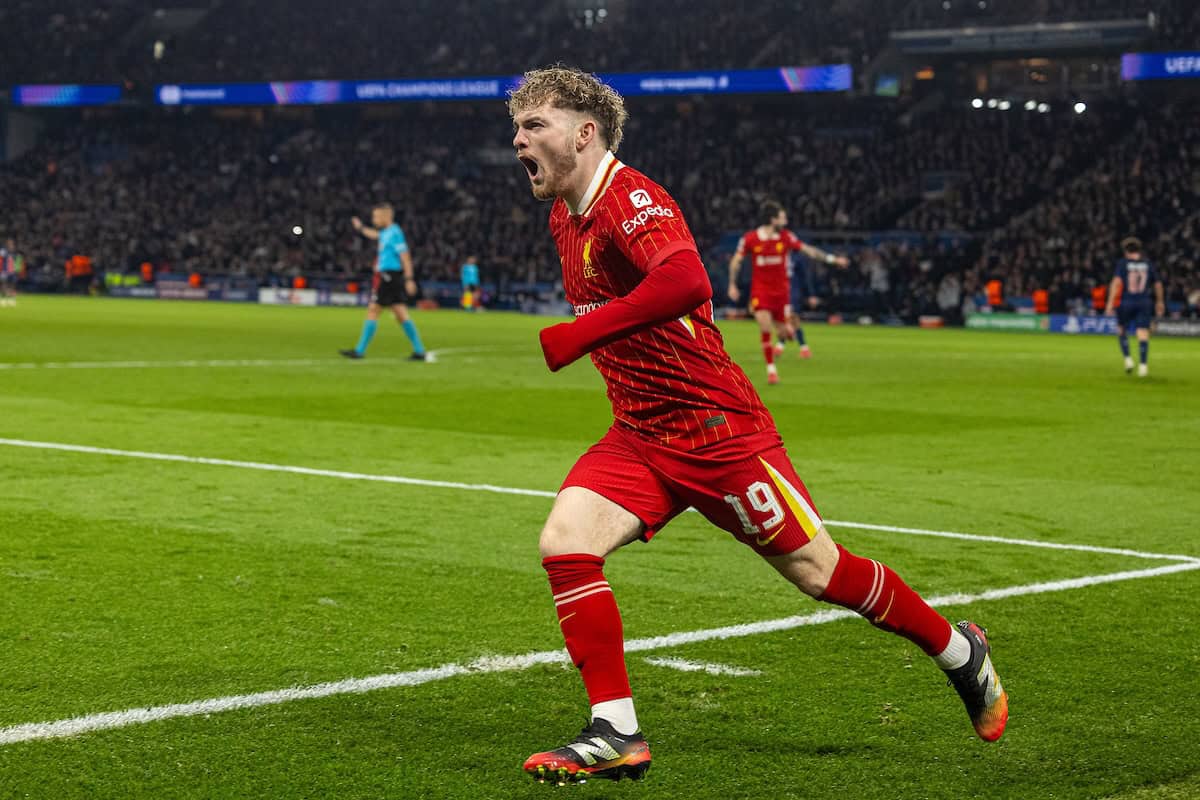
top-left (969, 313), bottom-right (1200, 337)
top-left (1121, 52), bottom-right (1200, 81)
top-left (1047, 315), bottom-right (1120, 335)
top-left (153, 66), bottom-right (852, 106)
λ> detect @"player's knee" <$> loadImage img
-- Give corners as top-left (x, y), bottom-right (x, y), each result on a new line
top-left (768, 529), bottom-right (838, 596)
top-left (539, 517), bottom-right (584, 558)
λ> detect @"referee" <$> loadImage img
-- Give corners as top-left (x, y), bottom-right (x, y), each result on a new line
top-left (340, 202), bottom-right (430, 361)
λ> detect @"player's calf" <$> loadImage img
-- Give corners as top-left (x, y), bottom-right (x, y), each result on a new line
top-left (788, 539), bottom-right (1009, 738)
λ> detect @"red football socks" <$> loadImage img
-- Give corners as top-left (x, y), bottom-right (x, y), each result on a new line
top-left (542, 554), bottom-right (632, 704)
top-left (818, 544), bottom-right (953, 656)
top-left (761, 331), bottom-right (775, 365)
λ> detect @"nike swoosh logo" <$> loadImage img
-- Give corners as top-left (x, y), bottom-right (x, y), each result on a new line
top-left (873, 591), bottom-right (895, 625)
top-left (558, 612), bottom-right (577, 626)
top-left (755, 524), bottom-right (785, 548)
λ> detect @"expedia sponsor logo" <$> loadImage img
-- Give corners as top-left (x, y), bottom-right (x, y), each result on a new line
top-left (629, 189), bottom-right (652, 208)
top-left (573, 300), bottom-right (611, 316)
top-left (621, 205), bottom-right (675, 234)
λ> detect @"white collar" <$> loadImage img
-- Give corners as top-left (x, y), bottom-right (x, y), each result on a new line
top-left (567, 150), bottom-right (622, 217)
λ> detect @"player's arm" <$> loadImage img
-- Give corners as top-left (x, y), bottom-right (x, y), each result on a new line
top-left (401, 250), bottom-right (418, 294)
top-left (727, 238), bottom-right (745, 302)
top-left (797, 241), bottom-right (849, 268)
top-left (351, 216), bottom-right (380, 240)
top-left (1154, 279), bottom-right (1165, 318)
top-left (539, 249), bottom-right (711, 372)
top-left (1104, 276), bottom-right (1122, 315)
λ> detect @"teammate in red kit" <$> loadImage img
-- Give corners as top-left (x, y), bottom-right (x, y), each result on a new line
top-left (728, 201), bottom-right (848, 382)
top-left (509, 67), bottom-right (1007, 786)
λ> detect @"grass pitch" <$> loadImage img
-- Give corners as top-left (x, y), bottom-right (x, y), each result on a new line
top-left (1, 296), bottom-right (1197, 799)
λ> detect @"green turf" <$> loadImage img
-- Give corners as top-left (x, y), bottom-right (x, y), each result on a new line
top-left (0, 296), bottom-right (1197, 799)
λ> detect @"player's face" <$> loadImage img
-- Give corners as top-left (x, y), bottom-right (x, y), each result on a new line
top-left (772, 210), bottom-right (788, 231)
top-left (372, 208), bottom-right (392, 228)
top-left (513, 104), bottom-right (579, 201)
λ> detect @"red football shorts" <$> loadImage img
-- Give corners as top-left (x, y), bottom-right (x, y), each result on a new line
top-left (749, 289), bottom-right (790, 323)
top-left (560, 424), bottom-right (823, 557)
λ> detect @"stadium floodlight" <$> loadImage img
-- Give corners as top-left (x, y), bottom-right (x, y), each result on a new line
top-left (292, 225), bottom-right (304, 236)
top-left (971, 98), bottom-right (984, 109)
top-left (987, 98), bottom-right (998, 108)
top-left (998, 100), bottom-right (1012, 110)
top-left (1073, 102), bottom-right (1087, 114)
top-left (1037, 103), bottom-right (1050, 113)
top-left (1024, 100), bottom-right (1037, 111)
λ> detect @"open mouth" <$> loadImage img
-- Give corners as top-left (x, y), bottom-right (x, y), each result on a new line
top-left (518, 156), bottom-right (540, 178)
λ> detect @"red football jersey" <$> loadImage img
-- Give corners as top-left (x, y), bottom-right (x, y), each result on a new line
top-left (736, 228), bottom-right (806, 296)
top-left (549, 153), bottom-right (775, 450)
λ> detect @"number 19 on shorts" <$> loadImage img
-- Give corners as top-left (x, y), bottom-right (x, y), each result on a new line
top-left (723, 481), bottom-right (785, 535)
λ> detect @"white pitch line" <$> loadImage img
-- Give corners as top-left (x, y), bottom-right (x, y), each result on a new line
top-left (822, 519), bottom-right (1200, 564)
top-left (1, 437), bottom-right (1196, 565)
top-left (0, 348), bottom-right (498, 371)
top-left (2, 559), bottom-right (1196, 746)
top-left (0, 358), bottom-right (364, 370)
top-left (642, 657), bottom-right (762, 677)
top-left (0, 438), bottom-right (554, 499)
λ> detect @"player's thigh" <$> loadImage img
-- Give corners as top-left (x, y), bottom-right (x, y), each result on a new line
top-left (544, 428), bottom-right (684, 559)
top-left (540, 487), bottom-right (646, 559)
top-left (391, 303), bottom-right (410, 322)
top-left (752, 308), bottom-right (774, 331)
top-left (365, 302), bottom-right (382, 320)
top-left (665, 435), bottom-right (824, 557)
top-left (1136, 327), bottom-right (1151, 341)
top-left (681, 442), bottom-right (837, 594)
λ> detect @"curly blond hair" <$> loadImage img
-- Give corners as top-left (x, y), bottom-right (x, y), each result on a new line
top-left (508, 66), bottom-right (628, 152)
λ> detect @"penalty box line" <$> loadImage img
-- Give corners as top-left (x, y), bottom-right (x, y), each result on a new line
top-left (1, 437), bottom-right (1197, 565)
top-left (1, 559), bottom-right (1198, 746)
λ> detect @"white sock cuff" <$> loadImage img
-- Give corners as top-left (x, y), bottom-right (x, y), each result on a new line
top-left (933, 627), bottom-right (972, 670)
top-left (591, 697), bottom-right (639, 736)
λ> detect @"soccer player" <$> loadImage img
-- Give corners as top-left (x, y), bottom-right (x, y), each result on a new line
top-left (782, 239), bottom-right (828, 357)
top-left (0, 239), bottom-right (20, 307)
top-left (1104, 237), bottom-right (1164, 378)
top-left (510, 66), bottom-right (1007, 786)
top-left (339, 203), bottom-right (429, 361)
top-left (460, 255), bottom-right (481, 311)
top-left (728, 202), bottom-right (847, 383)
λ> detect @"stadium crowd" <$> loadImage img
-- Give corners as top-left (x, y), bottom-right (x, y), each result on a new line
top-left (0, 0), bottom-right (143, 85)
top-left (1, 0), bottom-right (898, 86)
top-left (3, 92), bottom-right (1197, 318)
top-left (970, 99), bottom-right (1200, 315)
top-left (5, 0), bottom-right (1196, 85)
